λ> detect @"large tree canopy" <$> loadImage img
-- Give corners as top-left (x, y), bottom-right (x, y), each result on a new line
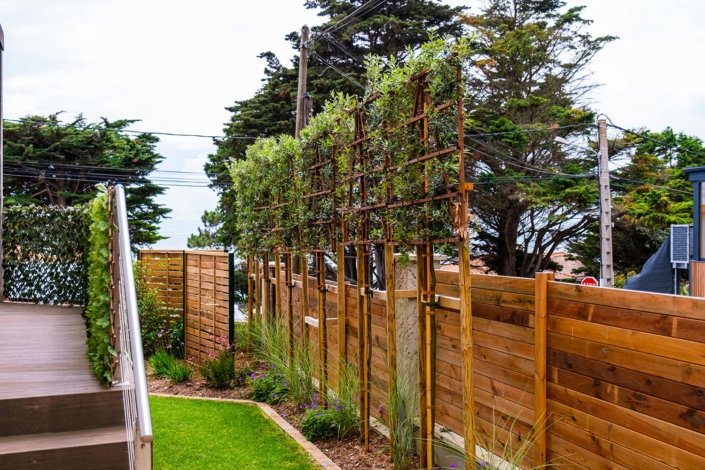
top-left (570, 127), bottom-right (705, 277)
top-left (4, 114), bottom-right (171, 248)
top-left (462, 0), bottom-right (616, 276)
top-left (203, 0), bottom-right (465, 247)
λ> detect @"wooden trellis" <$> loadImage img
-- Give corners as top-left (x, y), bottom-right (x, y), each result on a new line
top-left (335, 64), bottom-right (473, 465)
top-left (298, 136), bottom-right (339, 398)
top-left (237, 45), bottom-right (475, 469)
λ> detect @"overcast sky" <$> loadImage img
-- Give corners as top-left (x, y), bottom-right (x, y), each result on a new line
top-left (2, 0), bottom-right (704, 249)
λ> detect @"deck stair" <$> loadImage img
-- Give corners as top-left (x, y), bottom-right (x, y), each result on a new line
top-left (0, 303), bottom-right (129, 469)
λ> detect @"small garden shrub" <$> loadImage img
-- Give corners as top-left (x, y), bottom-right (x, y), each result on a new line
top-left (199, 348), bottom-right (235, 389)
top-left (234, 365), bottom-right (254, 388)
top-left (327, 361), bottom-right (360, 439)
top-left (167, 360), bottom-right (193, 383)
top-left (150, 349), bottom-right (174, 378)
top-left (149, 349), bottom-right (192, 384)
top-left (134, 260), bottom-right (183, 357)
top-left (249, 366), bottom-right (288, 404)
top-left (300, 393), bottom-right (358, 441)
top-left (387, 362), bottom-right (418, 470)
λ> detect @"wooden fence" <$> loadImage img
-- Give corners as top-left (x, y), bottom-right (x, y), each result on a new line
top-left (139, 250), bottom-right (233, 363)
top-left (248, 254), bottom-right (705, 470)
top-left (140, 248), bottom-right (705, 469)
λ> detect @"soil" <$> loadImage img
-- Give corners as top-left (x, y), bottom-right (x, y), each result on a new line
top-left (147, 358), bottom-right (420, 470)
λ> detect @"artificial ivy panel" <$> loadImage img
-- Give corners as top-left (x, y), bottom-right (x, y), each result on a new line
top-left (3, 204), bottom-right (91, 305)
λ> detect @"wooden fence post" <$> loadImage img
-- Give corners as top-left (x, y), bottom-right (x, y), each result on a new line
top-left (228, 251), bottom-right (235, 349)
top-left (263, 253), bottom-right (270, 325)
top-left (336, 243), bottom-right (347, 376)
top-left (416, 245), bottom-right (428, 466)
top-left (255, 258), bottom-right (262, 316)
top-left (275, 252), bottom-right (282, 320)
top-left (247, 255), bottom-right (253, 353)
top-left (459, 241), bottom-right (475, 468)
top-left (533, 272), bottom-right (554, 466)
top-left (317, 252), bottom-right (328, 396)
top-left (384, 243), bottom-right (396, 386)
top-left (356, 247), bottom-right (370, 451)
top-left (301, 254), bottom-right (310, 339)
top-left (286, 254), bottom-right (294, 361)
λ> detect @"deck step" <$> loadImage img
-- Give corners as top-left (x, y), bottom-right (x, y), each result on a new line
top-left (0, 389), bottom-right (125, 438)
top-left (0, 426), bottom-right (129, 469)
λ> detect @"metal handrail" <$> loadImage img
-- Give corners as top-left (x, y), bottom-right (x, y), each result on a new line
top-left (115, 184), bottom-right (153, 443)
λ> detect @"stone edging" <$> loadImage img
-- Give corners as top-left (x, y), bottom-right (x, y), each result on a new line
top-left (149, 393), bottom-right (341, 470)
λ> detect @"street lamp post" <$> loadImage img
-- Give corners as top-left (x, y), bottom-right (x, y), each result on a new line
top-left (554, 123), bottom-right (614, 287)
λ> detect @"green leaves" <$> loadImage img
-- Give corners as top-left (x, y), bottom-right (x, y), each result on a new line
top-left (3, 204), bottom-right (90, 304)
top-left (3, 115), bottom-right (171, 249)
top-left (84, 186), bottom-right (114, 386)
top-left (229, 38), bottom-right (474, 255)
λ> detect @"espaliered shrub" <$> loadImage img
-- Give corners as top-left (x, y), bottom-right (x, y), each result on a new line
top-left (84, 185), bottom-right (114, 386)
top-left (228, 38), bottom-right (473, 255)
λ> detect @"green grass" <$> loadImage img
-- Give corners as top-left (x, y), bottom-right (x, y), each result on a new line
top-left (150, 396), bottom-right (318, 470)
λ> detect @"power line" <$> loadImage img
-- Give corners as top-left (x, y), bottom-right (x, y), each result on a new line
top-left (314, 0), bottom-right (386, 39)
top-left (607, 123), bottom-right (705, 159)
top-left (312, 52), bottom-right (366, 90)
top-left (467, 123), bottom-right (594, 138)
top-left (3, 118), bottom-right (258, 140)
top-left (5, 160), bottom-right (220, 177)
top-left (610, 175), bottom-right (691, 195)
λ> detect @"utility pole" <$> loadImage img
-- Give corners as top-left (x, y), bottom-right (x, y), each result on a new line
top-left (295, 25), bottom-right (310, 139)
top-left (293, 26), bottom-right (309, 274)
top-left (597, 119), bottom-right (614, 287)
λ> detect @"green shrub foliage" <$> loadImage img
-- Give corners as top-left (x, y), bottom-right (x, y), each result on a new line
top-left (228, 38), bottom-right (473, 256)
top-left (248, 366), bottom-right (288, 405)
top-left (3, 204), bottom-right (90, 304)
top-left (84, 185), bottom-right (114, 386)
top-left (199, 348), bottom-right (236, 389)
top-left (149, 349), bottom-right (192, 383)
top-left (134, 260), bottom-right (183, 357)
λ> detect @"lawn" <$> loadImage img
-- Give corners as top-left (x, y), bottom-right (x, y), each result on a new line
top-left (150, 396), bottom-right (318, 470)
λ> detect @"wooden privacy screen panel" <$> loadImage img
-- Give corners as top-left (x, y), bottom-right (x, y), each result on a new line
top-left (544, 283), bottom-right (705, 469)
top-left (138, 250), bottom-right (185, 314)
top-left (434, 271), bottom-right (537, 468)
top-left (434, 269), bottom-right (705, 470)
top-left (183, 251), bottom-right (230, 363)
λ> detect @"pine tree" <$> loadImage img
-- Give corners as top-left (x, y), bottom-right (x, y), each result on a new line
top-left (4, 114), bottom-right (171, 248)
top-left (462, 0), bottom-right (616, 276)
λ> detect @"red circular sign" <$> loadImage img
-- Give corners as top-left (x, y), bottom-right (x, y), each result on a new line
top-left (581, 276), bottom-right (599, 286)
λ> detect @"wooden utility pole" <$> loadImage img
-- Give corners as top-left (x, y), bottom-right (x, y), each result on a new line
top-left (295, 26), bottom-right (310, 139)
top-left (293, 25), bottom-right (310, 275)
top-left (597, 119), bottom-right (614, 287)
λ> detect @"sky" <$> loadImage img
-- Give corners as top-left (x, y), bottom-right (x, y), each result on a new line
top-left (2, 0), bottom-right (704, 249)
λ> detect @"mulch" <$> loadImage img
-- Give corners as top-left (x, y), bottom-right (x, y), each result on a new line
top-left (147, 359), bottom-right (420, 470)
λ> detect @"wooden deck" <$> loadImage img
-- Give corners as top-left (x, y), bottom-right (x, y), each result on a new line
top-left (0, 302), bottom-right (105, 399)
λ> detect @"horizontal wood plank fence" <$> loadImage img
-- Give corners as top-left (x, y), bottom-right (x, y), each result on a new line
top-left (140, 249), bottom-right (705, 469)
top-left (250, 254), bottom-right (705, 470)
top-left (139, 250), bottom-right (232, 363)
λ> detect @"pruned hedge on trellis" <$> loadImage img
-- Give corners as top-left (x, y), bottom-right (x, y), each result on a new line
top-left (228, 38), bottom-right (472, 255)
